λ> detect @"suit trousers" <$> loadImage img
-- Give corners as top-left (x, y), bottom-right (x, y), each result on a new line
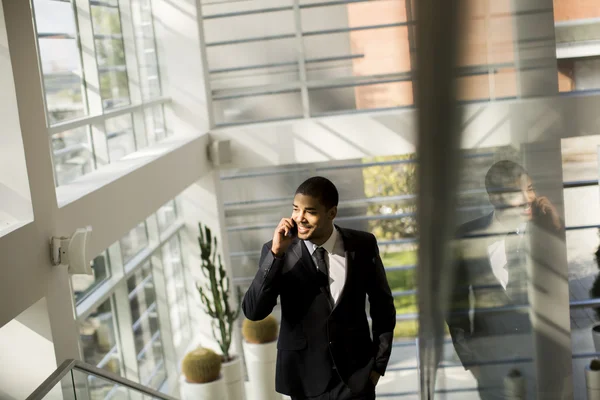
top-left (291, 373), bottom-right (376, 400)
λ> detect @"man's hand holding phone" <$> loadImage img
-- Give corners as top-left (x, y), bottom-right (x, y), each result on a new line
top-left (533, 196), bottom-right (562, 232)
top-left (271, 218), bottom-right (296, 257)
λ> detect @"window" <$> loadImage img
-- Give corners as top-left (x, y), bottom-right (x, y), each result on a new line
top-left (33, 0), bottom-right (87, 124)
top-left (127, 262), bottom-right (167, 388)
top-left (32, 0), bottom-right (170, 186)
top-left (161, 236), bottom-right (191, 348)
top-left (72, 196), bottom-right (186, 396)
top-left (157, 200), bottom-right (178, 234)
top-left (79, 297), bottom-right (123, 397)
top-left (91, 0), bottom-right (131, 110)
top-left (120, 222), bottom-right (149, 265)
top-left (72, 251), bottom-right (110, 304)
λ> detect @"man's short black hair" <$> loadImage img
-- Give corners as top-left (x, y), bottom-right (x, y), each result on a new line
top-left (485, 160), bottom-right (528, 195)
top-left (295, 176), bottom-right (339, 210)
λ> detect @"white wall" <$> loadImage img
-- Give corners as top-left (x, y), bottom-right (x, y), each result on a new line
top-left (0, 298), bottom-right (57, 400)
top-left (0, 0), bottom-right (32, 232)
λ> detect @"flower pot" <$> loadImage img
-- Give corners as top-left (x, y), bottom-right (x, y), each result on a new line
top-left (222, 355), bottom-right (246, 400)
top-left (503, 372), bottom-right (526, 400)
top-left (586, 366), bottom-right (600, 400)
top-left (180, 375), bottom-right (227, 400)
top-left (243, 340), bottom-right (280, 400)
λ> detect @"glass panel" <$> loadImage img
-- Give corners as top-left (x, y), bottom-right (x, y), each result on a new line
top-left (308, 82), bottom-right (413, 115)
top-left (144, 105), bottom-right (167, 145)
top-left (73, 252), bottom-right (110, 304)
top-left (29, 370), bottom-right (76, 399)
top-left (72, 368), bottom-right (164, 399)
top-left (79, 298), bottom-right (122, 376)
top-left (212, 91), bottom-right (303, 126)
top-left (127, 262), bottom-right (167, 389)
top-left (52, 127), bottom-right (95, 186)
top-left (456, 67), bottom-right (518, 102)
top-left (120, 222), bottom-right (149, 265)
top-left (33, 0), bottom-right (87, 124)
top-left (105, 114), bottom-right (135, 162)
top-left (99, 70), bottom-right (131, 110)
top-left (161, 236), bottom-right (191, 347)
top-left (157, 200), bottom-right (177, 233)
top-left (38, 39), bottom-right (87, 124)
top-left (91, 4), bottom-right (131, 110)
top-left (132, 0), bottom-right (162, 100)
top-left (303, 3), bottom-right (411, 81)
top-left (128, 261), bottom-right (154, 321)
top-left (96, 39), bottom-right (126, 67)
top-left (91, 4), bottom-right (122, 36)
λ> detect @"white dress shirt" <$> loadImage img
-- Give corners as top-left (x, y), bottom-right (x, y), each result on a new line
top-left (486, 216), bottom-right (526, 290)
top-left (304, 227), bottom-right (347, 304)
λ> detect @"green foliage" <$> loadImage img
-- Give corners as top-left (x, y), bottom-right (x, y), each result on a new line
top-left (197, 224), bottom-right (242, 362)
top-left (91, 6), bottom-right (129, 103)
top-left (362, 155), bottom-right (417, 245)
top-left (182, 347), bottom-right (222, 383)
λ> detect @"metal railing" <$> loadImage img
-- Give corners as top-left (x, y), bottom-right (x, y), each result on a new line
top-left (25, 359), bottom-right (177, 400)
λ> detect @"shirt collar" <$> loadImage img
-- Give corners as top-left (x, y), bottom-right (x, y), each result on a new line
top-left (490, 211), bottom-right (527, 236)
top-left (305, 226), bottom-right (338, 255)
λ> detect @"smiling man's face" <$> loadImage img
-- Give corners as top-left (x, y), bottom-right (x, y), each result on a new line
top-left (491, 174), bottom-right (537, 224)
top-left (292, 193), bottom-right (336, 245)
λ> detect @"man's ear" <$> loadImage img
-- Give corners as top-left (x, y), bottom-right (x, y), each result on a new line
top-left (488, 194), bottom-right (503, 209)
top-left (328, 206), bottom-right (338, 220)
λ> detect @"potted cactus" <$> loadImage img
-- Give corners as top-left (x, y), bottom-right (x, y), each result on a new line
top-left (242, 314), bottom-right (281, 400)
top-left (196, 223), bottom-right (244, 400)
top-left (503, 368), bottom-right (525, 399)
top-left (180, 347), bottom-right (226, 399)
top-left (586, 359), bottom-right (600, 400)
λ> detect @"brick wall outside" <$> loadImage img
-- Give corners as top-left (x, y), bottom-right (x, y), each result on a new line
top-left (554, 0), bottom-right (600, 21)
top-left (347, 0), bottom-right (518, 109)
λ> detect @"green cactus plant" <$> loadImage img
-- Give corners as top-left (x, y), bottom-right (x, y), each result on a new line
top-left (197, 223), bottom-right (242, 362)
top-left (242, 314), bottom-right (279, 344)
top-left (182, 347), bottom-right (222, 383)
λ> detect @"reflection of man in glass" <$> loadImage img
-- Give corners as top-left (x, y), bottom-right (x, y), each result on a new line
top-left (447, 160), bottom-right (562, 399)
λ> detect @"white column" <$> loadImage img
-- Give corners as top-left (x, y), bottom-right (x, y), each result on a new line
top-left (2, 0), bottom-right (81, 365)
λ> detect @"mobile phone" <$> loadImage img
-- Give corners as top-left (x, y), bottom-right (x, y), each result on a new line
top-left (289, 219), bottom-right (298, 237)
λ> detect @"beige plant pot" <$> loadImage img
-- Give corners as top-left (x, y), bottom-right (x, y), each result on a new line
top-left (222, 355), bottom-right (246, 400)
top-left (180, 375), bottom-right (227, 400)
top-left (586, 366), bottom-right (600, 400)
top-left (243, 341), bottom-right (280, 400)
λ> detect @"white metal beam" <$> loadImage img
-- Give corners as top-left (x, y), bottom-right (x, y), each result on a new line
top-left (56, 133), bottom-right (212, 258)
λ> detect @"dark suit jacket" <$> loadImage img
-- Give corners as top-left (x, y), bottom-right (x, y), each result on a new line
top-left (447, 213), bottom-right (532, 369)
top-left (242, 226), bottom-right (396, 397)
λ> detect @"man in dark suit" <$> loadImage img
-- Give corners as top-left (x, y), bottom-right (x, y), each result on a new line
top-left (448, 160), bottom-right (563, 399)
top-left (242, 176), bottom-right (397, 400)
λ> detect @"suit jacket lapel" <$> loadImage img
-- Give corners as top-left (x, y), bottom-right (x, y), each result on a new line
top-left (333, 226), bottom-right (355, 312)
top-left (283, 237), bottom-right (321, 282)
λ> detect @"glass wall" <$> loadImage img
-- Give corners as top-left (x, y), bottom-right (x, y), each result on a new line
top-left (222, 133), bottom-right (600, 398)
top-left (75, 198), bottom-right (189, 397)
top-left (31, 0), bottom-right (169, 186)
top-left (200, 0), bottom-right (520, 126)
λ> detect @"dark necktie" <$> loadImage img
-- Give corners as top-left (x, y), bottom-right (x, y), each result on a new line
top-left (314, 247), bottom-right (333, 307)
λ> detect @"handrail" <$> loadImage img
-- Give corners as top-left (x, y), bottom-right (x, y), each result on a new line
top-left (26, 359), bottom-right (178, 400)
